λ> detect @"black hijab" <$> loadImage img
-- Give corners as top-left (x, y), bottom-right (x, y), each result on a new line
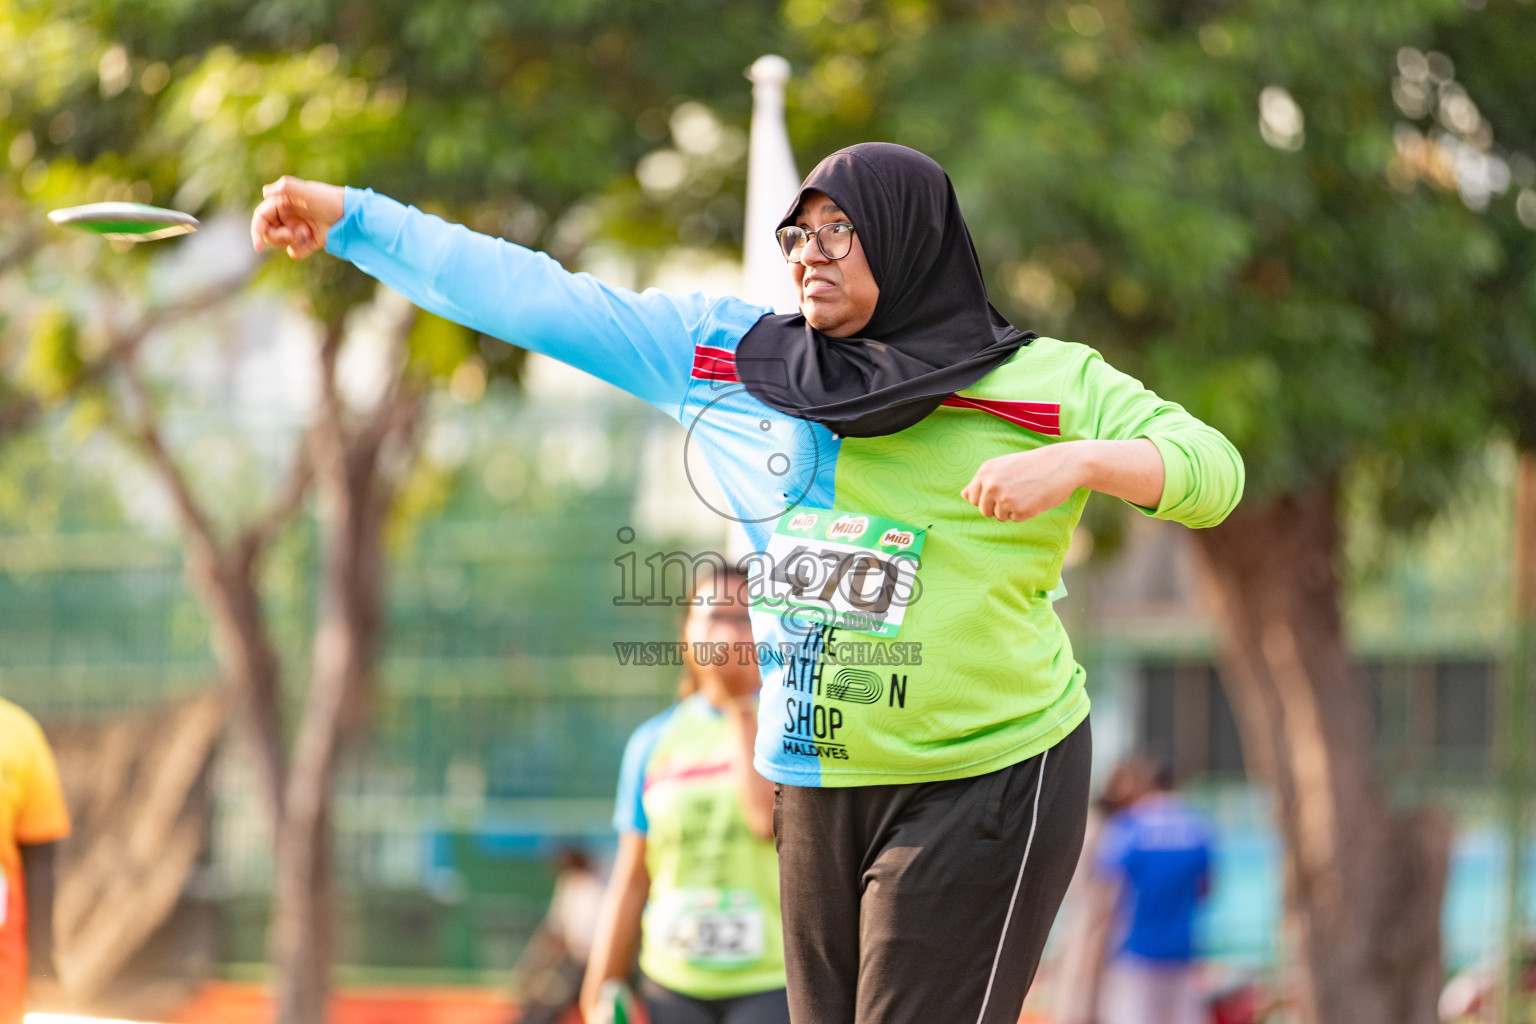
top-left (735, 143), bottom-right (1035, 438)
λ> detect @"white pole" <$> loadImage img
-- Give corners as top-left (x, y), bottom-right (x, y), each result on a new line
top-left (728, 56), bottom-right (802, 564)
top-left (742, 55), bottom-right (801, 315)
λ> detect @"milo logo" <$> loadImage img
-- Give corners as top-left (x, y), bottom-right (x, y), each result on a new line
top-left (879, 528), bottom-right (915, 549)
top-left (788, 513), bottom-right (818, 532)
top-left (828, 515), bottom-right (869, 540)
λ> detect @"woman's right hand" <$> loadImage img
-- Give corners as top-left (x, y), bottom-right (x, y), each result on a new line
top-left (251, 176), bottom-right (345, 259)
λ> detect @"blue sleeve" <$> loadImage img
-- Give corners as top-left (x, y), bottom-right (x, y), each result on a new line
top-left (613, 708), bottom-right (674, 835)
top-left (326, 188), bottom-right (766, 418)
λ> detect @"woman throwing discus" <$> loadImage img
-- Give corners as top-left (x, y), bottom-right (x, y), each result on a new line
top-left (252, 142), bottom-right (1243, 1024)
top-left (581, 565), bottom-right (789, 1024)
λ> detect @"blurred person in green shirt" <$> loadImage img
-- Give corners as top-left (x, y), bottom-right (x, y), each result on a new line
top-left (581, 565), bottom-right (787, 1024)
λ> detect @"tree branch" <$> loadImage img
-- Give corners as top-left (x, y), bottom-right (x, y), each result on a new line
top-left (0, 268), bottom-right (251, 451)
top-left (310, 320), bottom-right (352, 522)
top-left (108, 305), bottom-right (298, 830)
top-left (83, 267), bottom-right (258, 390)
top-left (239, 439), bottom-right (313, 570)
top-left (117, 356), bottom-right (223, 560)
top-left (350, 308), bottom-right (420, 475)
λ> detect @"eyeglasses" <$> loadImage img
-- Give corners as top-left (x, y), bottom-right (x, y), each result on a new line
top-left (776, 222), bottom-right (856, 263)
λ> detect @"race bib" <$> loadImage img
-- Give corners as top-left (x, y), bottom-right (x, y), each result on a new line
top-left (753, 507), bottom-right (925, 638)
top-left (652, 888), bottom-right (765, 966)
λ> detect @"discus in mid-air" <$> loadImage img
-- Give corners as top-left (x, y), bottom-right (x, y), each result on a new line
top-left (47, 202), bottom-right (198, 243)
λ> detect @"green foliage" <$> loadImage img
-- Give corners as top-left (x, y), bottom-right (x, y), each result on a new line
top-left (1345, 440), bottom-right (1515, 653)
top-left (385, 453), bottom-right (456, 553)
top-left (0, 429), bottom-right (127, 535)
top-left (0, 0), bottom-right (803, 451)
top-left (20, 305), bottom-right (83, 402)
top-left (12, 0), bottom-right (791, 251)
top-left (406, 312), bottom-right (474, 380)
top-left (782, 0), bottom-right (1533, 527)
top-left (2, 0), bottom-right (1529, 535)
top-left (1426, 2), bottom-right (1536, 450)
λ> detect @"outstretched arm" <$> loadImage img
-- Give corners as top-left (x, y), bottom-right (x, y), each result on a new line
top-left (252, 177), bottom-right (749, 416)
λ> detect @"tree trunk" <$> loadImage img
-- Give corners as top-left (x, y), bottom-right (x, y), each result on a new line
top-left (268, 693), bottom-right (342, 1024)
top-left (115, 313), bottom-right (301, 835)
top-left (267, 319), bottom-right (418, 1024)
top-left (185, 540), bottom-right (288, 826)
top-left (267, 460), bottom-right (380, 1024)
top-left (1195, 484), bottom-right (1451, 1024)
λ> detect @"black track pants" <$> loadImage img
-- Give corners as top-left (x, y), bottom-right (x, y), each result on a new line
top-left (773, 717), bottom-right (1092, 1024)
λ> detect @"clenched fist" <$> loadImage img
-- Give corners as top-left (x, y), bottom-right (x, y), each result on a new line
top-left (962, 443), bottom-right (1090, 522)
top-left (962, 438), bottom-right (1165, 522)
top-left (250, 176), bottom-right (345, 259)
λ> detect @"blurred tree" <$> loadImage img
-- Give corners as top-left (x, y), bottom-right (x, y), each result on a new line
top-left (2, 1), bottom-right (789, 1022)
top-left (779, 0), bottom-right (1532, 1021)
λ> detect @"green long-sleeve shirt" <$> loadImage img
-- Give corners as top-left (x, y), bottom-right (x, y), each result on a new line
top-left (802, 337), bottom-right (1244, 785)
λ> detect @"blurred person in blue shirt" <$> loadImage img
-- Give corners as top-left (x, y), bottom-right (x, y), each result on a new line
top-left (1049, 756), bottom-right (1156, 1024)
top-left (1094, 760), bottom-right (1212, 1024)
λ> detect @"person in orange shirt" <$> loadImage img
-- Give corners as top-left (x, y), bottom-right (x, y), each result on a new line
top-left (0, 698), bottom-right (71, 1024)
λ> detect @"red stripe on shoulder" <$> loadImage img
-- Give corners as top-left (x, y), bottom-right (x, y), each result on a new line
top-left (941, 395), bottom-right (1062, 436)
top-left (692, 345), bottom-right (739, 382)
